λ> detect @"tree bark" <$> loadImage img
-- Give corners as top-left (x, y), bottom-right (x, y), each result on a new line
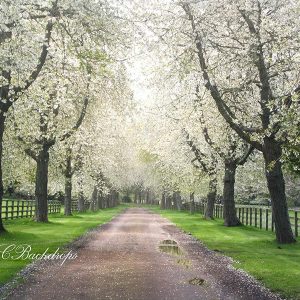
top-left (116, 191), bottom-right (119, 205)
top-left (111, 190), bottom-right (116, 207)
top-left (78, 191), bottom-right (85, 212)
top-left (223, 162), bottom-right (241, 226)
top-left (64, 174), bottom-right (72, 215)
top-left (134, 192), bottom-right (137, 204)
top-left (172, 192), bottom-right (176, 210)
top-left (90, 186), bottom-right (97, 211)
top-left (160, 192), bottom-right (166, 209)
top-left (263, 138), bottom-right (295, 243)
top-left (64, 149), bottom-right (72, 216)
top-left (102, 197), bottom-right (106, 209)
top-left (97, 190), bottom-right (104, 209)
top-left (104, 195), bottom-right (109, 208)
top-left (166, 195), bottom-right (172, 209)
top-left (204, 176), bottom-right (217, 219)
top-left (189, 192), bottom-right (195, 214)
top-left (35, 148), bottom-right (50, 222)
top-left (174, 191), bottom-right (182, 211)
top-left (109, 192), bottom-right (114, 207)
top-left (0, 114), bottom-right (6, 233)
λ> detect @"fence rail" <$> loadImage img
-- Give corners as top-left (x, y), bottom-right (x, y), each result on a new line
top-left (180, 202), bottom-right (299, 237)
top-left (1, 199), bottom-right (61, 220)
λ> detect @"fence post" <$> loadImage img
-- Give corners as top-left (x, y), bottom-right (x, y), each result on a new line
top-left (30, 201), bottom-right (34, 218)
top-left (26, 201), bottom-right (29, 218)
top-left (16, 200), bottom-right (19, 218)
top-left (21, 201), bottom-right (24, 218)
top-left (254, 208), bottom-right (257, 227)
top-left (242, 207), bottom-right (244, 224)
top-left (5, 200), bottom-right (8, 220)
top-left (259, 208), bottom-right (262, 229)
top-left (12, 201), bottom-right (15, 219)
top-left (295, 211), bottom-right (298, 238)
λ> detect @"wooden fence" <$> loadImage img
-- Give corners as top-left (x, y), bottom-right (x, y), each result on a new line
top-left (180, 202), bottom-right (299, 237)
top-left (71, 201), bottom-right (90, 212)
top-left (1, 199), bottom-right (61, 220)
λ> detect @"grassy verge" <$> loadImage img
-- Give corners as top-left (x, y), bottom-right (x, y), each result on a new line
top-left (0, 204), bottom-right (127, 286)
top-left (149, 206), bottom-right (300, 300)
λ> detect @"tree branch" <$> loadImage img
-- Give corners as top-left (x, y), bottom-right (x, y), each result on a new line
top-left (284, 85), bottom-right (300, 108)
top-left (11, 0), bottom-right (59, 101)
top-left (238, 4), bottom-right (273, 130)
top-left (59, 74), bottom-right (91, 142)
top-left (181, 3), bottom-right (263, 152)
top-left (236, 145), bottom-right (254, 166)
top-left (182, 128), bottom-right (209, 173)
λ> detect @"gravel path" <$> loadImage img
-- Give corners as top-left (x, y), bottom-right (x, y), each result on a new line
top-left (5, 208), bottom-right (281, 300)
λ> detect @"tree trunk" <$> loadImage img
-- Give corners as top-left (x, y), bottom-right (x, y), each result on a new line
top-left (90, 186), bottom-right (97, 211)
top-left (223, 162), bottom-right (241, 226)
top-left (166, 195), bottom-right (172, 209)
top-left (141, 191), bottom-right (144, 204)
top-left (204, 176), bottom-right (217, 219)
top-left (109, 192), bottom-right (112, 208)
top-left (105, 194), bottom-right (109, 208)
top-left (64, 174), bottom-right (72, 215)
top-left (64, 149), bottom-right (73, 216)
top-left (97, 190), bottom-right (104, 209)
top-left (263, 138), bottom-right (295, 243)
top-left (189, 192), bottom-right (195, 214)
top-left (174, 191), bottom-right (182, 211)
top-left (35, 148), bottom-right (50, 222)
top-left (111, 190), bottom-right (116, 207)
top-left (78, 191), bottom-right (85, 213)
top-left (172, 192), bottom-right (176, 210)
top-left (0, 114), bottom-right (6, 233)
top-left (103, 195), bottom-right (107, 208)
top-left (134, 192), bottom-right (137, 204)
top-left (160, 192), bottom-right (166, 209)
top-left (116, 191), bottom-right (119, 205)
top-left (149, 191), bottom-right (153, 204)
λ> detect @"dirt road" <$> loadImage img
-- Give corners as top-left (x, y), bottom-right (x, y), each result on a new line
top-left (5, 208), bottom-right (281, 300)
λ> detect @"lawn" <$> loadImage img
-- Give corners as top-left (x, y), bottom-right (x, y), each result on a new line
top-left (0, 204), bottom-right (126, 286)
top-left (149, 206), bottom-right (300, 300)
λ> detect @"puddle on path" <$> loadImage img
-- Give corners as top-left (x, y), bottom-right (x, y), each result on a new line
top-left (188, 278), bottom-right (205, 285)
top-left (159, 244), bottom-right (183, 255)
top-left (159, 239), bottom-right (183, 255)
top-left (176, 258), bottom-right (192, 268)
top-left (161, 239), bottom-right (177, 245)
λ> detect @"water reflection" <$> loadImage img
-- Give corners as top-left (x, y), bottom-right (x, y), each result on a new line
top-left (159, 239), bottom-right (183, 255)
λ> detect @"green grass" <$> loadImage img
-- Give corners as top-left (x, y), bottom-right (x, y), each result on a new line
top-left (149, 206), bottom-right (300, 300)
top-left (0, 204), bottom-right (127, 286)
